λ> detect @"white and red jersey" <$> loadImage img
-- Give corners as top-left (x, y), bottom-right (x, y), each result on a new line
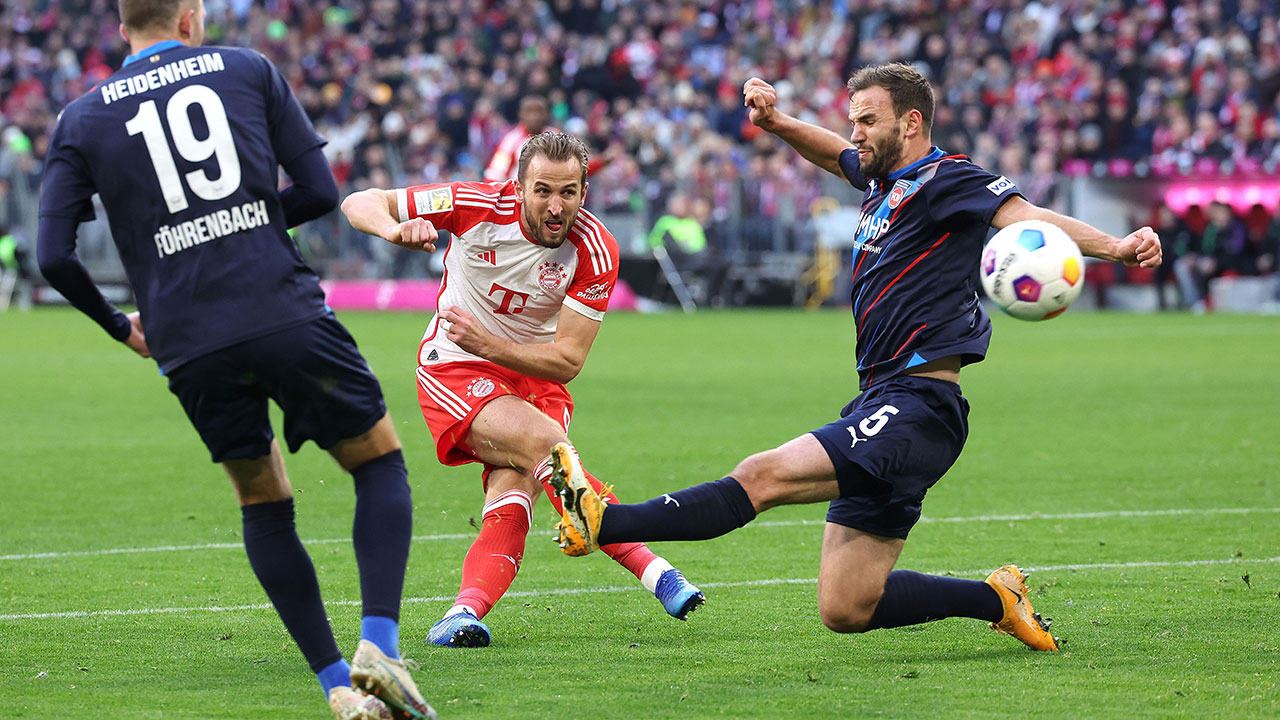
top-left (395, 179), bottom-right (619, 366)
top-left (484, 123), bottom-right (559, 182)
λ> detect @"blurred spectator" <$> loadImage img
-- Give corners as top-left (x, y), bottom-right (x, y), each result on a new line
top-left (1203, 201), bottom-right (1250, 277)
top-left (6, 0), bottom-right (1280, 285)
top-left (1171, 200), bottom-right (1252, 311)
top-left (646, 193), bottom-right (724, 306)
top-left (1243, 204), bottom-right (1279, 276)
top-left (1152, 205), bottom-right (1194, 310)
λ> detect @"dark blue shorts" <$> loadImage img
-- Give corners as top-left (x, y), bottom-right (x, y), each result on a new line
top-left (166, 314), bottom-right (387, 463)
top-left (810, 375), bottom-right (969, 539)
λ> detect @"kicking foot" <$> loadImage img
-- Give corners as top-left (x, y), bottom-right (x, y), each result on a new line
top-left (349, 640), bottom-right (438, 720)
top-left (545, 442), bottom-right (607, 557)
top-left (425, 610), bottom-right (491, 648)
top-left (328, 686), bottom-right (393, 720)
top-left (985, 565), bottom-right (1060, 651)
top-left (654, 568), bottom-right (705, 620)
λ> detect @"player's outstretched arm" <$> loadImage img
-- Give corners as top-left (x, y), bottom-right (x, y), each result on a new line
top-left (992, 196), bottom-right (1163, 268)
top-left (438, 305), bottom-right (600, 385)
top-left (341, 189), bottom-right (438, 252)
top-left (744, 77), bottom-right (852, 180)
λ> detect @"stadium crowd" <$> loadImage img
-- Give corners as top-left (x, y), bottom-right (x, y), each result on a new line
top-left (2, 0), bottom-right (1278, 301)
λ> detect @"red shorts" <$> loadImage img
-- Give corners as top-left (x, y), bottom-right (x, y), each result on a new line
top-left (415, 360), bottom-right (574, 467)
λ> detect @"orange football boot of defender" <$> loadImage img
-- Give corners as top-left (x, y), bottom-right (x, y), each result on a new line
top-left (546, 442), bottom-right (607, 557)
top-left (985, 565), bottom-right (1061, 651)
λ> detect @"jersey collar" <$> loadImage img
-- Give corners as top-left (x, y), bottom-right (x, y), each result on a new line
top-left (886, 146), bottom-right (945, 182)
top-left (122, 40), bottom-right (185, 68)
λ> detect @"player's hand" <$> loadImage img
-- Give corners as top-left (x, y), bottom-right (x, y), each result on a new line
top-left (1116, 226), bottom-right (1162, 268)
top-left (743, 77), bottom-right (780, 131)
top-left (438, 306), bottom-right (495, 357)
top-left (123, 311), bottom-right (151, 358)
top-left (383, 217), bottom-right (438, 252)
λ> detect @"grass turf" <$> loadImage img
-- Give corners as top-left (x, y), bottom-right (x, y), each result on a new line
top-left (0, 307), bottom-right (1277, 719)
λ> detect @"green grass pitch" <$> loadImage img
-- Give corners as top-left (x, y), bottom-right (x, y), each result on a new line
top-left (1, 307), bottom-right (1277, 719)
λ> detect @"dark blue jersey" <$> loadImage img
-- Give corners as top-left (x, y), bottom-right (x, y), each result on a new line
top-left (838, 146), bottom-right (1021, 390)
top-left (38, 43), bottom-right (328, 372)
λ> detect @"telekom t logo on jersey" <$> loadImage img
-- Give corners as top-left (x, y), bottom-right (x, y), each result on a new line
top-left (489, 282), bottom-right (530, 314)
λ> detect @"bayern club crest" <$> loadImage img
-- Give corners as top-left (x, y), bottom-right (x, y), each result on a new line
top-left (467, 377), bottom-right (496, 398)
top-left (537, 261), bottom-right (568, 292)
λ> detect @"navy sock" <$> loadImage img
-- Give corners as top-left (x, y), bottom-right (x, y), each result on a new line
top-left (241, 498), bottom-right (342, 673)
top-left (351, 449), bottom-right (412, 623)
top-left (596, 477), bottom-right (756, 545)
top-left (865, 570), bottom-right (1003, 630)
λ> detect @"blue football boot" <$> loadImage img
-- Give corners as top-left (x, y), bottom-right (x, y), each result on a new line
top-left (654, 568), bottom-right (705, 620)
top-left (425, 611), bottom-right (491, 648)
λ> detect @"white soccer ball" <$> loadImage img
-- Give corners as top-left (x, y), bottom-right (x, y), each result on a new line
top-left (980, 219), bottom-right (1085, 321)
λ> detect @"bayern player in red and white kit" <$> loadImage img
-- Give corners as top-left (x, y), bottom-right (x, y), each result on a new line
top-left (342, 132), bottom-right (705, 647)
top-left (483, 96), bottom-right (551, 182)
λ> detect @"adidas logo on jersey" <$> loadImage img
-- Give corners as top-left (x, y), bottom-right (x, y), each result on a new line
top-left (477, 250), bottom-right (497, 265)
top-left (426, 349), bottom-right (439, 361)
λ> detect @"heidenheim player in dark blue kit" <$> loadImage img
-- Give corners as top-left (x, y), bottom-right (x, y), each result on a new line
top-left (37, 2), bottom-right (435, 718)
top-left (548, 63), bottom-right (1162, 652)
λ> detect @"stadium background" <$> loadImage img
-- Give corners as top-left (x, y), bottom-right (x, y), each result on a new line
top-left (2, 0), bottom-right (1279, 313)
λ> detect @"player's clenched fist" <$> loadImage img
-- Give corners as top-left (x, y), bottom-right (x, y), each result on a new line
top-left (385, 217), bottom-right (438, 252)
top-left (1118, 226), bottom-right (1163, 268)
top-left (743, 77), bottom-right (779, 130)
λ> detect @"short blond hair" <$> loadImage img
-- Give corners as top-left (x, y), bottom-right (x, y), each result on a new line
top-left (517, 132), bottom-right (590, 187)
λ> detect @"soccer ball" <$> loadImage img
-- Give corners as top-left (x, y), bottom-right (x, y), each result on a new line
top-left (980, 220), bottom-right (1084, 321)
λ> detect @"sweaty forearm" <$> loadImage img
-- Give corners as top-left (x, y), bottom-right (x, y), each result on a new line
top-left (478, 337), bottom-right (584, 385)
top-left (341, 190), bottom-right (399, 240)
top-left (763, 112), bottom-right (851, 178)
top-left (1024, 206), bottom-right (1122, 263)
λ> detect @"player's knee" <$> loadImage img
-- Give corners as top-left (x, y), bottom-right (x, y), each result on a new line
top-left (819, 600), bottom-right (878, 634)
top-left (818, 589), bottom-right (882, 634)
top-left (732, 450), bottom-right (793, 510)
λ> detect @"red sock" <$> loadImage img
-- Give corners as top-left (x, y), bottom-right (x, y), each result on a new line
top-left (534, 455), bottom-right (660, 581)
top-left (453, 489), bottom-right (532, 619)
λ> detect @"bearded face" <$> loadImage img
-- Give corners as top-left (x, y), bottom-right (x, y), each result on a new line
top-left (848, 86), bottom-right (911, 178)
top-left (516, 155), bottom-right (585, 248)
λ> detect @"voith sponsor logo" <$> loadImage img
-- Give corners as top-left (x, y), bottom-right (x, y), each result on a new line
top-left (986, 176), bottom-right (1014, 195)
top-left (537, 261), bottom-right (568, 292)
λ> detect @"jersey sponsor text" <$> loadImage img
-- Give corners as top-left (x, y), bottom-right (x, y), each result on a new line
top-left (856, 213), bottom-right (891, 242)
top-left (101, 52), bottom-right (226, 105)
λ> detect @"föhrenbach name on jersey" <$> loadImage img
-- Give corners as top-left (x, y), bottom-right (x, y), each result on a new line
top-left (153, 199), bottom-right (268, 257)
top-left (101, 52), bottom-right (225, 105)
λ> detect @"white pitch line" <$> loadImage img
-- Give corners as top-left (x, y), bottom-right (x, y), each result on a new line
top-left (4, 507), bottom-right (1277, 562)
top-left (0, 533), bottom-right (476, 562)
top-left (2, 556), bottom-right (1277, 622)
